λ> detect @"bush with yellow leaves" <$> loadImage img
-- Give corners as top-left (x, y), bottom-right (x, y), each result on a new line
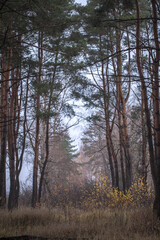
top-left (80, 175), bottom-right (153, 209)
top-left (49, 175), bottom-right (153, 210)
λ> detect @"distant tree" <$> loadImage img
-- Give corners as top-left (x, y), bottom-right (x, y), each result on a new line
top-left (41, 128), bottom-right (79, 205)
top-left (82, 119), bottom-right (110, 178)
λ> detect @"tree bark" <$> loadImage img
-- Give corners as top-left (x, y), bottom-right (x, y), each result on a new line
top-left (151, 0), bottom-right (160, 218)
top-left (0, 49), bottom-right (9, 208)
top-left (141, 90), bottom-right (147, 183)
top-left (116, 28), bottom-right (132, 189)
top-left (38, 120), bottom-right (49, 202)
top-left (8, 56), bottom-right (16, 210)
top-left (32, 32), bottom-right (43, 207)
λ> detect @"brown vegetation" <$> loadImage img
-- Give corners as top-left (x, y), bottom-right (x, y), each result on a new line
top-left (0, 207), bottom-right (160, 240)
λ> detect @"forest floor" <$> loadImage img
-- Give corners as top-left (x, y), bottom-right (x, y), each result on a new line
top-left (0, 206), bottom-right (160, 240)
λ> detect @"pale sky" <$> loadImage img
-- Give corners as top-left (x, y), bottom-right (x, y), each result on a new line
top-left (75, 0), bottom-right (87, 5)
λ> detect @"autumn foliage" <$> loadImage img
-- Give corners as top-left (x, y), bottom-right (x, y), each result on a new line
top-left (80, 176), bottom-right (153, 209)
top-left (50, 175), bottom-right (153, 209)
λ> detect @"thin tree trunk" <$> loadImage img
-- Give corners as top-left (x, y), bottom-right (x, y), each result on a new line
top-left (32, 32), bottom-right (43, 207)
top-left (101, 65), bottom-right (115, 187)
top-left (15, 70), bottom-right (29, 207)
top-left (8, 59), bottom-right (16, 210)
top-left (100, 34), bottom-right (119, 188)
top-left (37, 49), bottom-right (58, 202)
top-left (0, 120), bottom-right (7, 208)
top-left (151, 0), bottom-right (160, 218)
top-left (118, 110), bottom-right (126, 193)
top-left (141, 90), bottom-right (147, 183)
top-left (38, 120), bottom-right (49, 202)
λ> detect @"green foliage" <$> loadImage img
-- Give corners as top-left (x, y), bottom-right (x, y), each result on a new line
top-left (131, 105), bottom-right (141, 121)
top-left (61, 133), bottom-right (79, 161)
top-left (62, 103), bottom-right (75, 118)
top-left (36, 109), bottom-right (57, 120)
top-left (86, 114), bottom-right (102, 123)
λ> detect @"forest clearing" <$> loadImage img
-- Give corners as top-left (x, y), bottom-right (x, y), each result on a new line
top-left (0, 176), bottom-right (159, 239)
top-left (0, 0), bottom-right (160, 239)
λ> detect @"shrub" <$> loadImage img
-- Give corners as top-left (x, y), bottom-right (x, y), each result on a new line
top-left (79, 175), bottom-right (153, 209)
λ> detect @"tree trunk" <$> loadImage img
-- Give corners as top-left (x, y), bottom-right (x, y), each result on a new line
top-left (8, 64), bottom-right (16, 210)
top-left (0, 50), bottom-right (9, 208)
top-left (0, 118), bottom-right (7, 208)
top-left (100, 34), bottom-right (119, 188)
top-left (116, 28), bottom-right (132, 189)
top-left (151, 0), bottom-right (160, 218)
top-left (118, 109), bottom-right (126, 192)
top-left (32, 32), bottom-right (43, 207)
top-left (38, 120), bottom-right (49, 202)
top-left (135, 0), bottom-right (160, 218)
top-left (15, 69), bottom-right (28, 208)
top-left (141, 90), bottom-right (147, 183)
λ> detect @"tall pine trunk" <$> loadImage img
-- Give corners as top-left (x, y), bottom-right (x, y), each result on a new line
top-left (0, 49), bottom-right (9, 208)
top-left (135, 0), bottom-right (160, 218)
top-left (151, 0), bottom-right (160, 218)
top-left (116, 28), bottom-right (132, 189)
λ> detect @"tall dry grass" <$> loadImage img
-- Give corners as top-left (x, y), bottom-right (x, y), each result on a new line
top-left (0, 206), bottom-right (160, 240)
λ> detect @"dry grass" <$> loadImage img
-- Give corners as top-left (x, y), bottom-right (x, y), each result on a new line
top-left (0, 206), bottom-right (160, 239)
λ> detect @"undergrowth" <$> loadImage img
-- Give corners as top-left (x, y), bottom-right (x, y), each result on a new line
top-left (0, 177), bottom-right (158, 239)
top-left (51, 176), bottom-right (154, 209)
top-left (0, 207), bottom-right (160, 240)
